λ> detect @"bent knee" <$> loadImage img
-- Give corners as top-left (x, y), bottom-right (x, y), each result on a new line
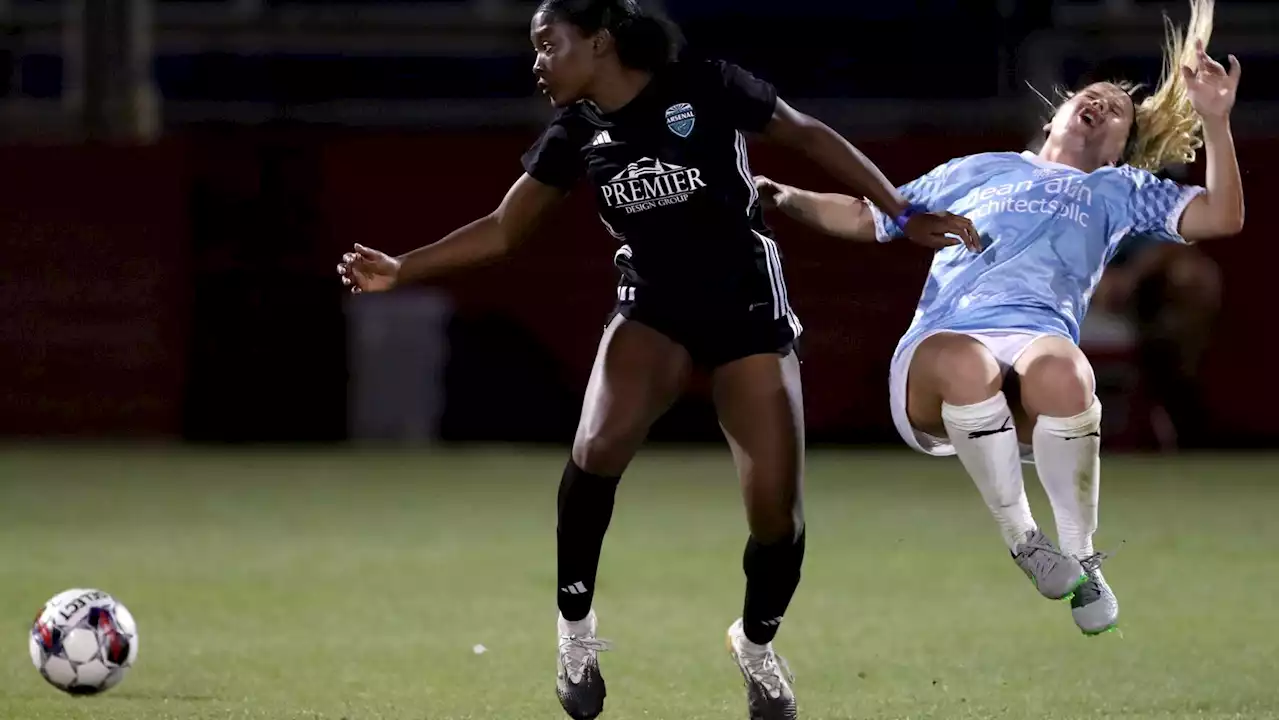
top-left (746, 504), bottom-right (801, 545)
top-left (1020, 354), bottom-right (1094, 417)
top-left (915, 334), bottom-right (1002, 406)
top-left (572, 432), bottom-right (639, 477)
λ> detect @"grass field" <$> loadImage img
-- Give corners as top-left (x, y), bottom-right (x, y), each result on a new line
top-left (0, 447), bottom-right (1274, 720)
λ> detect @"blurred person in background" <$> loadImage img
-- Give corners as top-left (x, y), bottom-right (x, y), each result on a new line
top-left (1091, 234), bottom-right (1222, 450)
top-left (337, 0), bottom-right (973, 718)
top-left (756, 0), bottom-right (1241, 639)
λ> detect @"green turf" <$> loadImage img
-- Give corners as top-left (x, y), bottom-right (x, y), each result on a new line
top-left (0, 447), bottom-right (1274, 719)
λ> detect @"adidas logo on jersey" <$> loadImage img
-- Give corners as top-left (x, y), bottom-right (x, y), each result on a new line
top-left (590, 130), bottom-right (614, 146)
top-left (601, 157), bottom-right (707, 214)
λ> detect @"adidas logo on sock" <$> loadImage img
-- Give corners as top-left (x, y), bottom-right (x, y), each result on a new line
top-left (560, 581), bottom-right (588, 595)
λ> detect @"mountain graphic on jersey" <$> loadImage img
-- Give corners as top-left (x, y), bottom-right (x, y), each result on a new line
top-left (602, 157), bottom-right (707, 214)
top-left (610, 157), bottom-right (684, 182)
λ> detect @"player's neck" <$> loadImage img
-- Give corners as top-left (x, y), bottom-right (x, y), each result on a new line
top-left (587, 67), bottom-right (654, 114)
top-left (1037, 140), bottom-right (1105, 173)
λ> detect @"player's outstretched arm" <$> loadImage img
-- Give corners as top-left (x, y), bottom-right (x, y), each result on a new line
top-left (755, 176), bottom-right (876, 242)
top-left (759, 100), bottom-right (980, 251)
top-left (1177, 43), bottom-right (1244, 242)
top-left (337, 173), bottom-right (566, 293)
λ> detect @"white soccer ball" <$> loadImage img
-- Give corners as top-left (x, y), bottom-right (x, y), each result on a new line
top-left (29, 588), bottom-right (139, 695)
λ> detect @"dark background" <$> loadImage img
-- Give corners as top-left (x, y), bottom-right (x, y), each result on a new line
top-left (0, 0), bottom-right (1274, 448)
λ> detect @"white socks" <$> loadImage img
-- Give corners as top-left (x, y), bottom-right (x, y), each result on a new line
top-left (942, 392), bottom-right (1037, 551)
top-left (1032, 398), bottom-right (1102, 559)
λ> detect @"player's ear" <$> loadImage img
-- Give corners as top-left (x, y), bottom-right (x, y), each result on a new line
top-left (591, 29), bottom-right (612, 58)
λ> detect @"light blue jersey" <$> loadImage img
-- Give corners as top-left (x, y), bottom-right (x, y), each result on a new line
top-left (872, 151), bottom-right (1204, 356)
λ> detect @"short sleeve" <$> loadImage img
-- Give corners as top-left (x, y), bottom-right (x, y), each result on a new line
top-left (868, 157), bottom-right (967, 243)
top-left (1114, 165), bottom-right (1205, 243)
top-left (712, 61), bottom-right (778, 133)
top-left (520, 112), bottom-right (584, 190)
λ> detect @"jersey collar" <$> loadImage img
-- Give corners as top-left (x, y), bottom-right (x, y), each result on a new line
top-left (1019, 150), bottom-right (1086, 174)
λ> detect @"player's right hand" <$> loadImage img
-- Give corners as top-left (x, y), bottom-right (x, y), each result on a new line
top-left (337, 244), bottom-right (400, 293)
top-left (753, 175), bottom-right (784, 211)
top-left (903, 211), bottom-right (982, 252)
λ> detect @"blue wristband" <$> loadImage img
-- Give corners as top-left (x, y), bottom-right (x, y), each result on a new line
top-left (894, 203), bottom-right (927, 230)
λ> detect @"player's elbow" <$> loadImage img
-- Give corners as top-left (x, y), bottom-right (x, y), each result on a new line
top-left (1213, 192), bottom-right (1245, 236)
top-left (814, 195), bottom-right (876, 242)
top-left (843, 198), bottom-right (880, 242)
top-left (1203, 208), bottom-right (1244, 240)
top-left (1224, 206), bottom-right (1245, 235)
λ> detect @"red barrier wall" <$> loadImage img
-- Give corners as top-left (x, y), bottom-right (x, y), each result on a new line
top-left (0, 130), bottom-right (1274, 442)
top-left (0, 144), bottom-right (189, 436)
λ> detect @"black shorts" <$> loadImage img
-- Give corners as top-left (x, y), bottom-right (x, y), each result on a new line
top-left (608, 283), bottom-right (802, 369)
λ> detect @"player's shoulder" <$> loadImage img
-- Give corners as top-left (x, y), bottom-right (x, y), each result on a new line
top-left (927, 151), bottom-right (1012, 177)
top-left (1105, 163), bottom-right (1165, 187)
top-left (545, 103), bottom-right (590, 127)
top-left (667, 55), bottom-right (760, 90)
top-left (538, 103), bottom-right (599, 142)
top-left (971, 151), bottom-right (1041, 169)
top-left (1088, 164), bottom-right (1180, 206)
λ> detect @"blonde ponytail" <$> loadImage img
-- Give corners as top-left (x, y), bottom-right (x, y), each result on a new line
top-left (1126, 0), bottom-right (1215, 172)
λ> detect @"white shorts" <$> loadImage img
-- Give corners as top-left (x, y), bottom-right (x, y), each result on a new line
top-left (888, 329), bottom-right (1054, 458)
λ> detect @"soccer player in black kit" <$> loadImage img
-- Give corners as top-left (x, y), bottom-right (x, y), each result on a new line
top-left (338, 1), bottom-right (977, 718)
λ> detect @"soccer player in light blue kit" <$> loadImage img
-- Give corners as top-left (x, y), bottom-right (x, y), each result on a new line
top-left (755, 0), bottom-right (1243, 635)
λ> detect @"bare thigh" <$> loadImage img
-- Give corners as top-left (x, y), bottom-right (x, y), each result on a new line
top-left (572, 315), bottom-right (693, 477)
top-left (905, 332), bottom-right (1005, 438)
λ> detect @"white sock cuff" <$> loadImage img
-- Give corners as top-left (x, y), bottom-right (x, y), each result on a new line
top-left (1035, 397), bottom-right (1102, 436)
top-left (941, 392), bottom-right (1011, 430)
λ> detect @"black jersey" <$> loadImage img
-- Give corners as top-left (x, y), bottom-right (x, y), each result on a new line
top-left (521, 59), bottom-right (785, 300)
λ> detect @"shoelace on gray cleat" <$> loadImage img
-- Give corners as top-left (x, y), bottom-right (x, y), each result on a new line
top-left (742, 647), bottom-right (794, 698)
top-left (1017, 537), bottom-right (1068, 575)
top-left (1079, 551), bottom-right (1110, 574)
top-left (559, 636), bottom-right (611, 680)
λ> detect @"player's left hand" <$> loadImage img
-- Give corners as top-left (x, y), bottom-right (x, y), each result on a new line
top-left (1183, 40), bottom-right (1240, 120)
top-left (903, 211), bottom-right (982, 252)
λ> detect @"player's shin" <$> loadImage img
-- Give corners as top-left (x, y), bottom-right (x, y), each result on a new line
top-left (556, 461), bottom-right (621, 623)
top-left (1032, 398), bottom-right (1117, 633)
top-left (1031, 398), bottom-right (1102, 560)
top-left (741, 529), bottom-right (805, 645)
top-left (941, 392), bottom-right (1036, 550)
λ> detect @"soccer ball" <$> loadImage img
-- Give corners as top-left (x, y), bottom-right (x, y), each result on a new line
top-left (29, 588), bottom-right (139, 695)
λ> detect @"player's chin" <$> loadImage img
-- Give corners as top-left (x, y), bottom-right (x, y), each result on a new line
top-left (540, 85), bottom-right (579, 109)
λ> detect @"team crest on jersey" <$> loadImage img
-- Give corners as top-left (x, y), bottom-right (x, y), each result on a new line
top-left (664, 103), bottom-right (695, 138)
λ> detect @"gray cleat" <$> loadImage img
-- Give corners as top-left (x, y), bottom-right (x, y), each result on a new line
top-left (556, 610), bottom-right (610, 719)
top-left (1012, 529), bottom-right (1087, 600)
top-left (1071, 553), bottom-right (1119, 635)
top-left (727, 618), bottom-right (798, 720)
